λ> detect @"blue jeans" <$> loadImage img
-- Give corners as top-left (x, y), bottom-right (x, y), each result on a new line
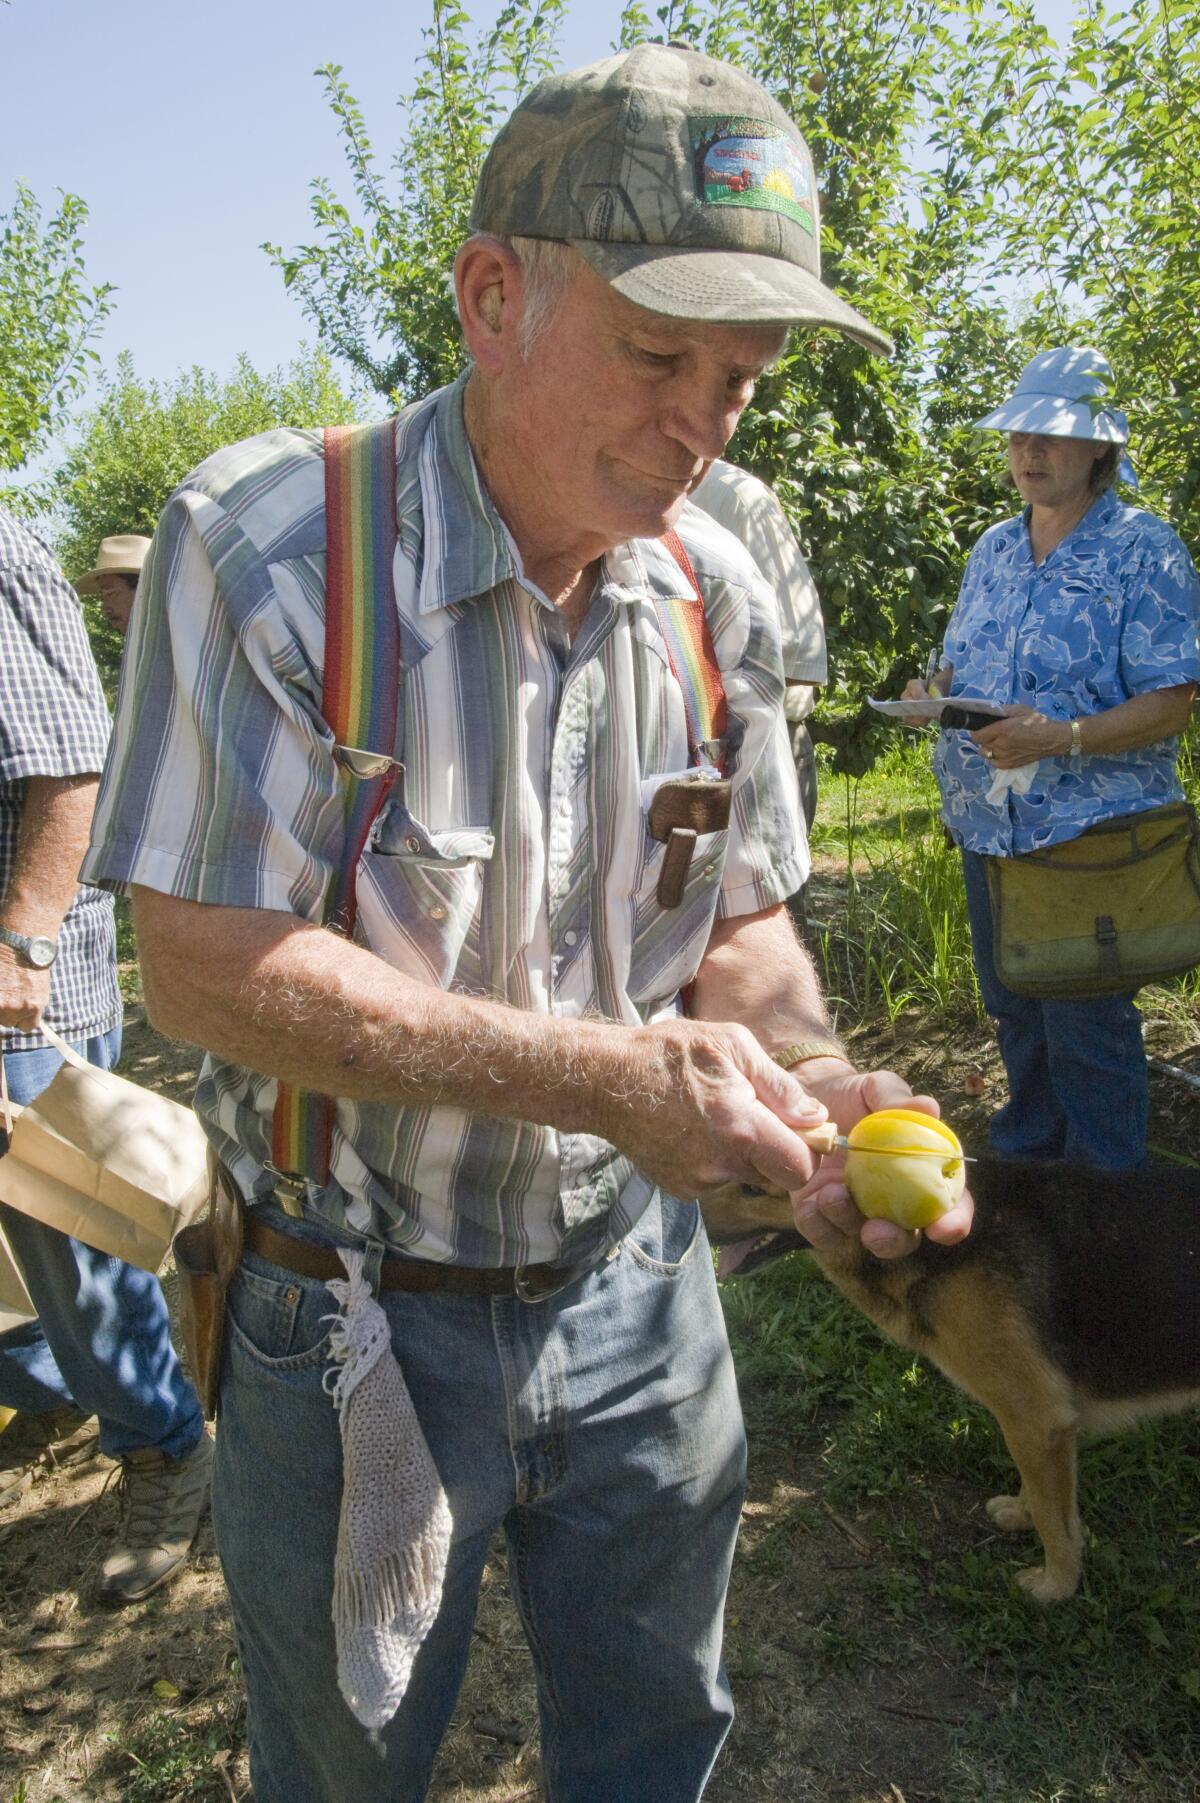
top-left (961, 849), bottom-right (1148, 1168)
top-left (212, 1191), bottom-right (747, 1803)
top-left (0, 1028), bottom-right (203, 1459)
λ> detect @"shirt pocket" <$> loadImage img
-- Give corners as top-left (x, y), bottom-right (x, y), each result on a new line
top-left (1022, 581), bottom-right (1122, 698)
top-left (357, 801), bottom-right (495, 989)
top-left (626, 773), bottom-right (730, 1009)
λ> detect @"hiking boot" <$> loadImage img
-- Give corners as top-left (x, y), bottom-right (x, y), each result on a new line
top-left (0, 1405), bottom-right (96, 1469)
top-left (98, 1429), bottom-right (214, 1606)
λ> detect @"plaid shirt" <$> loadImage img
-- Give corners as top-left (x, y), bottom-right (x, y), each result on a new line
top-left (84, 376), bottom-right (806, 1265)
top-left (0, 508), bottom-right (121, 1051)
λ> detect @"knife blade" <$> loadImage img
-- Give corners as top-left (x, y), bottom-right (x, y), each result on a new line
top-left (796, 1121), bottom-right (976, 1162)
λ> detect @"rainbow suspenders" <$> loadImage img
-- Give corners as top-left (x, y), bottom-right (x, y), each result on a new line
top-left (270, 438), bottom-right (727, 1190)
top-left (271, 419), bottom-right (402, 1186)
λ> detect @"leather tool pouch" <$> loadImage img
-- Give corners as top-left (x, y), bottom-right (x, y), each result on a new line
top-left (648, 776), bottom-right (732, 907)
top-left (172, 1156), bottom-right (245, 1420)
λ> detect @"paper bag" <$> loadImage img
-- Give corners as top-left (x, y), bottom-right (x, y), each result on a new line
top-left (0, 1025), bottom-right (210, 1274)
top-left (0, 1217), bottom-right (35, 1333)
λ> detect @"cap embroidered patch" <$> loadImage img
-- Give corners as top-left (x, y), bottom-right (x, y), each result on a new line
top-left (690, 116), bottom-right (815, 234)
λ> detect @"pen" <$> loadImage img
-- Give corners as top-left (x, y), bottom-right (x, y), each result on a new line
top-left (924, 645), bottom-right (942, 699)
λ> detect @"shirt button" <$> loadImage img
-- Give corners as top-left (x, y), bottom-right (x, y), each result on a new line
top-left (563, 930), bottom-right (578, 946)
top-left (428, 903), bottom-right (447, 921)
top-left (703, 863), bottom-right (716, 877)
top-left (405, 834), bottom-right (421, 852)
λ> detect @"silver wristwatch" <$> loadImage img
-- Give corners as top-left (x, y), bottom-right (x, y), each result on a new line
top-left (0, 925), bottom-right (58, 969)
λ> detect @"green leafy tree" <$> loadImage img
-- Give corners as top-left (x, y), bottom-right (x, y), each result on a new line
top-left (264, 0), bottom-right (568, 404)
top-left (0, 182), bottom-right (112, 483)
top-left (924, 0), bottom-right (1200, 542)
top-left (52, 348), bottom-right (361, 688)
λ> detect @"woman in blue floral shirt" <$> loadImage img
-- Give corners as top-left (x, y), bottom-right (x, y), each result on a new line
top-left (906, 347), bottom-right (1200, 1168)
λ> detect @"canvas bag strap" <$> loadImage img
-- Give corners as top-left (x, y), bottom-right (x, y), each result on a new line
top-left (654, 529), bottom-right (728, 776)
top-left (271, 418), bottom-right (403, 1186)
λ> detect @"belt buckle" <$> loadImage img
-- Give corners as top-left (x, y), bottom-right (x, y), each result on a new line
top-left (513, 1258), bottom-right (588, 1305)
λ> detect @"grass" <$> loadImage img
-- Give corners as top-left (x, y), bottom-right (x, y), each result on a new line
top-left (722, 1254), bottom-right (1200, 1803)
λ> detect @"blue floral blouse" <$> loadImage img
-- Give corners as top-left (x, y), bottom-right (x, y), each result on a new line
top-left (934, 489), bottom-right (1200, 855)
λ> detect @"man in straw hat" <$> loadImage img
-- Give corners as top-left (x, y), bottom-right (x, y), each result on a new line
top-left (74, 534), bottom-right (152, 636)
top-left (84, 43), bottom-right (972, 1801)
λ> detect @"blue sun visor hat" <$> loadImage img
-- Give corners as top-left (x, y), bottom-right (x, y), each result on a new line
top-left (974, 346), bottom-right (1136, 484)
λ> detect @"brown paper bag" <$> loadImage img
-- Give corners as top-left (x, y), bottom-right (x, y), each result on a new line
top-left (0, 1025), bottom-right (210, 1274)
top-left (0, 1217), bottom-right (35, 1334)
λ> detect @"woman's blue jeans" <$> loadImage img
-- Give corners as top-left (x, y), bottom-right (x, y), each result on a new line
top-left (961, 849), bottom-right (1148, 1168)
top-left (0, 1028), bottom-right (203, 1459)
top-left (212, 1190), bottom-right (747, 1803)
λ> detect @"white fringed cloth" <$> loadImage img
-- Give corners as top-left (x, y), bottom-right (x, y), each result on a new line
top-left (324, 1250), bottom-right (453, 1732)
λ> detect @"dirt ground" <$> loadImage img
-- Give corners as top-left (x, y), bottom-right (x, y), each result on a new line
top-left (2, 997), bottom-right (1198, 1803)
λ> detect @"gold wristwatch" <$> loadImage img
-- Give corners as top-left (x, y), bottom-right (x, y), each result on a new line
top-left (772, 1038), bottom-right (850, 1070)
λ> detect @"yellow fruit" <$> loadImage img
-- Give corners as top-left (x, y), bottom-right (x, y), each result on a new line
top-left (843, 1108), bottom-right (965, 1230)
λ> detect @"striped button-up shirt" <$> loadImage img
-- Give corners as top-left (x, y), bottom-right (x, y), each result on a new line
top-left (1, 508), bottom-right (121, 1052)
top-left (84, 375), bottom-right (806, 1265)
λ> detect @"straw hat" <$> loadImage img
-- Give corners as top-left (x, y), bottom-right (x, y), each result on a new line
top-left (74, 535), bottom-right (152, 595)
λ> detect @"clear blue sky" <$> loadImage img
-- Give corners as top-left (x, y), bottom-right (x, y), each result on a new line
top-left (1, 0), bottom-right (631, 391)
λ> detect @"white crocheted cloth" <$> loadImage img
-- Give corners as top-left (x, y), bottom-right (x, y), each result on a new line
top-left (325, 1251), bottom-right (453, 1731)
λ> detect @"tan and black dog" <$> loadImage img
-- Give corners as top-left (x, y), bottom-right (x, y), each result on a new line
top-left (703, 1158), bottom-right (1200, 1601)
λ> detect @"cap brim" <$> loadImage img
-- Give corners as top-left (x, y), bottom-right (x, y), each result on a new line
top-left (571, 241), bottom-right (894, 357)
top-left (973, 394), bottom-right (1127, 442)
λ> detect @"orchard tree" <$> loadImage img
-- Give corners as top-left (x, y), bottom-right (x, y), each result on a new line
top-left (0, 182), bottom-right (112, 487)
top-left (52, 348), bottom-right (361, 688)
top-left (925, 0), bottom-right (1200, 542)
top-left (264, 0), bottom-right (568, 404)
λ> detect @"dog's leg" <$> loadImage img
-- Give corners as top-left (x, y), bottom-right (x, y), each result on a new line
top-left (989, 1414), bottom-right (1082, 1602)
top-left (907, 1267), bottom-right (1085, 1602)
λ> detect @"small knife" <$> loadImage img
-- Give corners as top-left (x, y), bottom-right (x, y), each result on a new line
top-left (796, 1122), bottom-right (976, 1161)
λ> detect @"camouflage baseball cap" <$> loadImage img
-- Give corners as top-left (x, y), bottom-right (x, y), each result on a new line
top-left (470, 42), bottom-right (892, 355)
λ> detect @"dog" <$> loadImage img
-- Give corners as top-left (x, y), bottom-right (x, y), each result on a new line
top-left (702, 1157), bottom-right (1200, 1600)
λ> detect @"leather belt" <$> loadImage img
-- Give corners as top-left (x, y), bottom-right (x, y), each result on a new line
top-left (243, 1212), bottom-right (597, 1302)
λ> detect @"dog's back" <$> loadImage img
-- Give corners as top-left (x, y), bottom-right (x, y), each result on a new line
top-left (827, 1159), bottom-right (1200, 1407)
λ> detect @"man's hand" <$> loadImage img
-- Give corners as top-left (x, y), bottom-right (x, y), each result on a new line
top-left (971, 705), bottom-right (1070, 768)
top-left (604, 1017), bottom-right (835, 1202)
top-left (0, 946), bottom-right (51, 1033)
top-left (788, 1059), bottom-right (974, 1260)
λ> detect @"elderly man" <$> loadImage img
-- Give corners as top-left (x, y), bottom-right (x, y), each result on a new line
top-left (84, 44), bottom-right (970, 1803)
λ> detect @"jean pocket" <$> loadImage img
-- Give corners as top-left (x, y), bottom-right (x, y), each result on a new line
top-left (624, 1193), bottom-right (703, 1277)
top-left (226, 1258), bottom-right (332, 1370)
top-left (357, 803), bottom-right (495, 989)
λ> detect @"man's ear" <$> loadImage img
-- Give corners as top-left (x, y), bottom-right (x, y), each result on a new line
top-left (455, 235), bottom-right (524, 375)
